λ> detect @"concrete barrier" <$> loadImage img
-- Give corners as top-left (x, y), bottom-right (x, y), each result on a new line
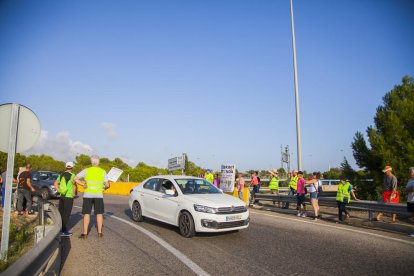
top-left (77, 182), bottom-right (140, 196)
top-left (224, 188), bottom-right (250, 204)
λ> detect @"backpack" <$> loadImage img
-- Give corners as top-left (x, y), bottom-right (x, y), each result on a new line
top-left (58, 172), bottom-right (74, 195)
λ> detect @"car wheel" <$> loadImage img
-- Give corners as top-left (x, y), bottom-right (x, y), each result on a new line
top-left (179, 211), bottom-right (195, 238)
top-left (41, 188), bottom-right (50, 200)
top-left (132, 201), bottom-right (144, 222)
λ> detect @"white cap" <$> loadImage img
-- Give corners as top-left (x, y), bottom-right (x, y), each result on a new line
top-left (65, 162), bottom-right (74, 168)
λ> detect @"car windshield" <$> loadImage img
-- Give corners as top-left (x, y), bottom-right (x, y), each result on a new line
top-left (175, 178), bottom-right (221, 194)
top-left (39, 172), bottom-right (60, 181)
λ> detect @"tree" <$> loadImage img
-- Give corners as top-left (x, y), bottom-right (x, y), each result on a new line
top-left (323, 167), bottom-right (341, 179)
top-left (352, 76), bottom-right (414, 199)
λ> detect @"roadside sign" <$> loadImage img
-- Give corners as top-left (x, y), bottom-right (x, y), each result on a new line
top-left (107, 167), bottom-right (123, 182)
top-left (0, 104), bottom-right (40, 261)
top-left (220, 164), bottom-right (236, 193)
top-left (168, 156), bottom-right (185, 171)
top-left (0, 104), bottom-right (41, 153)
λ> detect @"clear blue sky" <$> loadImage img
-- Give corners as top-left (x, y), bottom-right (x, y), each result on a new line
top-left (1, 0), bottom-right (413, 172)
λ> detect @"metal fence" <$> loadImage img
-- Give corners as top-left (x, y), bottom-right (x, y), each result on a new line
top-left (254, 193), bottom-right (410, 219)
top-left (2, 200), bottom-right (62, 276)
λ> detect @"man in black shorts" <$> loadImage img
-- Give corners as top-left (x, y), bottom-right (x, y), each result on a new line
top-left (75, 155), bottom-right (109, 238)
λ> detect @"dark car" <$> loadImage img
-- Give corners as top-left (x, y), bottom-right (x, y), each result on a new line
top-left (30, 170), bottom-right (60, 199)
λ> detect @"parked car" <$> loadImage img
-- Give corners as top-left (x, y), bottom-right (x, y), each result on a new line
top-left (129, 175), bottom-right (249, 238)
top-left (30, 170), bottom-right (60, 199)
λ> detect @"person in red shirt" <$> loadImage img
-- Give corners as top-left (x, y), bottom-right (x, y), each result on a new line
top-left (251, 171), bottom-right (259, 204)
top-left (296, 171), bottom-right (307, 218)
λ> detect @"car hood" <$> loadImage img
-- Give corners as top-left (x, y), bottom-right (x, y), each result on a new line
top-left (183, 193), bottom-right (245, 207)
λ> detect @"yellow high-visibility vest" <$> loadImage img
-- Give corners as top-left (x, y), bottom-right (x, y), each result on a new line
top-left (269, 176), bottom-right (279, 190)
top-left (336, 182), bottom-right (352, 203)
top-left (84, 167), bottom-right (105, 194)
top-left (289, 175), bottom-right (298, 190)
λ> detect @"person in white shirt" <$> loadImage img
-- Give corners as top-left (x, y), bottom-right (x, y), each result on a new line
top-left (306, 172), bottom-right (322, 221)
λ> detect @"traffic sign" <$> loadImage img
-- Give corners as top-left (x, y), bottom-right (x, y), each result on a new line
top-left (0, 103), bottom-right (41, 153)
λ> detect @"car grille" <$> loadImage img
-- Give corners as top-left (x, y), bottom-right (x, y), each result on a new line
top-left (217, 219), bottom-right (249, 229)
top-left (217, 206), bottom-right (247, 214)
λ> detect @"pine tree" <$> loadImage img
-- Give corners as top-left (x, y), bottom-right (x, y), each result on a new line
top-left (351, 76), bottom-right (414, 198)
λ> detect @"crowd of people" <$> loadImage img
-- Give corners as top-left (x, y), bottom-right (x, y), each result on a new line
top-left (202, 165), bottom-right (414, 236)
top-left (1, 159), bottom-right (413, 238)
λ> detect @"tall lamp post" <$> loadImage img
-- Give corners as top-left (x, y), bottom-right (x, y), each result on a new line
top-left (290, 0), bottom-right (302, 171)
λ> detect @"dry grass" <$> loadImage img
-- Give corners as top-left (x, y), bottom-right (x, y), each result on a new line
top-left (0, 210), bottom-right (38, 272)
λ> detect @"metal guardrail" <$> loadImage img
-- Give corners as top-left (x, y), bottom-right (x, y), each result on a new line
top-left (254, 194), bottom-right (410, 218)
top-left (2, 200), bottom-right (62, 276)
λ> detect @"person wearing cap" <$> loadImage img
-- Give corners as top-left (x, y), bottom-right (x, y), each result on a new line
top-left (376, 165), bottom-right (399, 222)
top-left (204, 169), bottom-right (214, 184)
top-left (283, 170), bottom-right (298, 209)
top-left (54, 162), bottom-right (76, 236)
top-left (76, 155), bottom-right (110, 238)
top-left (405, 167), bottom-right (414, 237)
top-left (268, 169), bottom-right (280, 207)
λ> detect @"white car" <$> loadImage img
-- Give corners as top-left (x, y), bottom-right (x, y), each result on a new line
top-left (129, 175), bottom-right (249, 237)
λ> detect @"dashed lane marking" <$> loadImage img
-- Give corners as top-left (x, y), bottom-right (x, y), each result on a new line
top-left (250, 210), bottom-right (414, 246)
top-left (73, 206), bottom-right (210, 276)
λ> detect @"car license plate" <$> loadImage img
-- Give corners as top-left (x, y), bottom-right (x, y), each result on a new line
top-left (226, 215), bottom-right (242, 222)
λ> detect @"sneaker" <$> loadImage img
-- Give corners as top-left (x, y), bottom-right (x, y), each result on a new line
top-left (408, 233), bottom-right (414, 238)
top-left (313, 217), bottom-right (318, 221)
top-left (297, 212), bottom-right (302, 217)
top-left (301, 213), bottom-right (307, 218)
top-left (61, 231), bottom-right (72, 237)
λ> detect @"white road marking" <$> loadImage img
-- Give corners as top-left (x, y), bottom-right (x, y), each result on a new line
top-left (250, 210), bottom-right (414, 246)
top-left (73, 206), bottom-right (210, 276)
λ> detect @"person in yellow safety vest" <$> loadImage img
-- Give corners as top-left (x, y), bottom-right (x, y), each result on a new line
top-left (204, 169), bottom-right (214, 184)
top-left (268, 169), bottom-right (280, 207)
top-left (336, 176), bottom-right (358, 223)
top-left (283, 170), bottom-right (298, 209)
top-left (75, 155), bottom-right (110, 238)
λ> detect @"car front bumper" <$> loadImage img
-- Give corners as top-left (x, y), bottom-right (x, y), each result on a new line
top-left (193, 211), bottom-right (250, 232)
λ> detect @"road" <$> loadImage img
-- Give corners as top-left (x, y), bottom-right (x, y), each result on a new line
top-left (59, 194), bottom-right (413, 275)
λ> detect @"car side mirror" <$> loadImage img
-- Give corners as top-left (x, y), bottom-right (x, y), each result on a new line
top-left (165, 189), bottom-right (175, 196)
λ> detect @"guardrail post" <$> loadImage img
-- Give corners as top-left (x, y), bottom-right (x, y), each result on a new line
top-left (39, 200), bottom-right (44, 226)
top-left (368, 209), bottom-right (374, 221)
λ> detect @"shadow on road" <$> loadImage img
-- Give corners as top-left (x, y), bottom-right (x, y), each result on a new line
top-left (60, 212), bottom-right (83, 270)
top-left (123, 208), bottom-right (241, 238)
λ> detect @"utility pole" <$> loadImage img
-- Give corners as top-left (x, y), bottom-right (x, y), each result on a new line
top-left (290, 0), bottom-right (303, 171)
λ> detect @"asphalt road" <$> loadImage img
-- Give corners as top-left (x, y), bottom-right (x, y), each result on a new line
top-left (59, 194), bottom-right (414, 276)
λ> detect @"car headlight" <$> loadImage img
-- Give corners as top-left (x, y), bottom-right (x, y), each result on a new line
top-left (194, 204), bottom-right (218, 214)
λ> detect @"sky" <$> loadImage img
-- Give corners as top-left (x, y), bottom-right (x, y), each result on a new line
top-left (1, 0), bottom-right (413, 172)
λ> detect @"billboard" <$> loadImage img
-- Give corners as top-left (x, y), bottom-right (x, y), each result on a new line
top-left (220, 164), bottom-right (236, 193)
top-left (168, 156), bottom-right (185, 171)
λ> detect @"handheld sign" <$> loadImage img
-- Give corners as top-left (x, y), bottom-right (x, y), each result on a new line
top-left (220, 164), bottom-right (236, 193)
top-left (107, 167), bottom-right (123, 182)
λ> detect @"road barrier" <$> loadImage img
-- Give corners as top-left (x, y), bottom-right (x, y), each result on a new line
top-left (77, 182), bottom-right (139, 196)
top-left (254, 193), bottom-right (410, 219)
top-left (2, 200), bottom-right (62, 276)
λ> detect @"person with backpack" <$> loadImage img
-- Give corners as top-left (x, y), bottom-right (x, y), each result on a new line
top-left (296, 171), bottom-right (307, 217)
top-left (54, 162), bottom-right (76, 236)
top-left (306, 172), bottom-right (322, 220)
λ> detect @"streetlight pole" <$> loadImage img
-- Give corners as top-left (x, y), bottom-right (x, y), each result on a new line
top-left (290, 0), bottom-right (302, 171)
